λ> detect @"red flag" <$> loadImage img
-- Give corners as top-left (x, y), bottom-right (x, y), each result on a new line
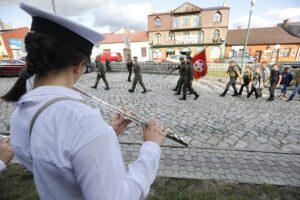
top-left (192, 49), bottom-right (207, 80)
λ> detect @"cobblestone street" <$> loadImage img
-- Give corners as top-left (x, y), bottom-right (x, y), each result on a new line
top-left (1, 72), bottom-right (300, 186)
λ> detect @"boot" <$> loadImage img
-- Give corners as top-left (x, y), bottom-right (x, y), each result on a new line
top-left (174, 92), bottom-right (180, 95)
top-left (286, 95), bottom-right (294, 102)
top-left (105, 87), bottom-right (109, 90)
top-left (91, 86), bottom-right (97, 89)
top-left (141, 90), bottom-right (147, 94)
top-left (220, 89), bottom-right (228, 97)
top-left (128, 89), bottom-right (134, 93)
top-left (179, 96), bottom-right (186, 100)
top-left (267, 96), bottom-right (274, 101)
top-left (194, 94), bottom-right (199, 100)
top-left (232, 90), bottom-right (239, 97)
top-left (172, 88), bottom-right (177, 91)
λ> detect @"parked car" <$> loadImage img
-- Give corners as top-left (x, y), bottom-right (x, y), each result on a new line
top-left (166, 55), bottom-right (187, 63)
top-left (97, 52), bottom-right (123, 62)
top-left (227, 55), bottom-right (255, 64)
top-left (0, 60), bottom-right (26, 76)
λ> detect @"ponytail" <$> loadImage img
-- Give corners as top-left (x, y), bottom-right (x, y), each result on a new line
top-left (1, 77), bottom-right (27, 102)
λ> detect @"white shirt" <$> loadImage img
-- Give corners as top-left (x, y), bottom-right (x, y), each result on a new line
top-left (0, 160), bottom-right (6, 172)
top-left (10, 86), bottom-right (161, 200)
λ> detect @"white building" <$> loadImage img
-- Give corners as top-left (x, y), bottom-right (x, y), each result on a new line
top-left (93, 31), bottom-right (150, 61)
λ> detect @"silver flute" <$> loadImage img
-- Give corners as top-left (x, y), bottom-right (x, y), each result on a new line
top-left (73, 87), bottom-right (190, 147)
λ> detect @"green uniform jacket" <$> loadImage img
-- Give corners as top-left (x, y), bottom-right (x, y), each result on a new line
top-left (133, 62), bottom-right (142, 79)
top-left (184, 63), bottom-right (194, 82)
top-left (228, 65), bottom-right (239, 77)
top-left (95, 61), bottom-right (106, 75)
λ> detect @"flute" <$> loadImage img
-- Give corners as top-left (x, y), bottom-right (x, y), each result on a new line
top-left (73, 87), bottom-right (190, 147)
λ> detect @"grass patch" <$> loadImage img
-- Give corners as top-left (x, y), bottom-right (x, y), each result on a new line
top-left (1, 164), bottom-right (299, 200)
top-left (207, 70), bottom-right (228, 78)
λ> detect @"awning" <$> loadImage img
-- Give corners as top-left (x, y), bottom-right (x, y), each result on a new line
top-left (180, 47), bottom-right (191, 52)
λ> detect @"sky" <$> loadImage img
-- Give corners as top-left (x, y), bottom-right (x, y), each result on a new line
top-left (0, 0), bottom-right (300, 33)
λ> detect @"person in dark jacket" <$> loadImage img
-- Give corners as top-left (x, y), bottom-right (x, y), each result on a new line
top-left (267, 63), bottom-right (282, 101)
top-left (278, 67), bottom-right (294, 98)
top-left (126, 56), bottom-right (133, 82)
top-left (238, 65), bottom-right (252, 96)
top-left (105, 58), bottom-right (112, 72)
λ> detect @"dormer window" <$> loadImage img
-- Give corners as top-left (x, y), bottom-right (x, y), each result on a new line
top-left (213, 11), bottom-right (222, 22)
top-left (154, 17), bottom-right (162, 27)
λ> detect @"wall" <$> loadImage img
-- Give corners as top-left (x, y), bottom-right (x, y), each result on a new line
top-left (0, 36), bottom-right (8, 59)
top-left (201, 9), bottom-right (230, 28)
top-left (148, 13), bottom-right (172, 32)
top-left (98, 42), bottom-right (150, 61)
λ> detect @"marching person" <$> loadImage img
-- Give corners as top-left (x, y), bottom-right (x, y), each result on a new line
top-left (173, 57), bottom-right (186, 95)
top-left (128, 56), bottom-right (147, 93)
top-left (238, 65), bottom-right (252, 96)
top-left (247, 66), bottom-right (262, 99)
top-left (220, 60), bottom-right (243, 97)
top-left (2, 3), bottom-right (167, 199)
top-left (105, 58), bottom-right (112, 72)
top-left (0, 137), bottom-right (14, 172)
top-left (179, 56), bottom-right (199, 100)
top-left (267, 63), bottom-right (282, 101)
top-left (278, 67), bottom-right (294, 98)
top-left (287, 69), bottom-right (300, 102)
top-left (91, 56), bottom-right (110, 90)
top-left (126, 56), bottom-right (133, 82)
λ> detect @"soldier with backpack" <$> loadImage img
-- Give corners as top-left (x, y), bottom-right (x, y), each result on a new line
top-left (220, 60), bottom-right (243, 97)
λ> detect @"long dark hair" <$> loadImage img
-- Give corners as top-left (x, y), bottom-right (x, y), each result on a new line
top-left (1, 31), bottom-right (89, 102)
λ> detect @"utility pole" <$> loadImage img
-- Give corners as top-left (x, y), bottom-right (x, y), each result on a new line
top-left (240, 0), bottom-right (256, 72)
top-left (51, 0), bottom-right (56, 14)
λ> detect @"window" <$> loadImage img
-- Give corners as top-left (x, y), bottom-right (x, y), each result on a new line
top-left (283, 48), bottom-right (291, 57)
top-left (173, 17), bottom-right (180, 28)
top-left (154, 17), bottom-right (161, 27)
top-left (210, 46), bottom-right (221, 59)
top-left (141, 47), bottom-right (147, 57)
top-left (183, 31), bottom-right (190, 36)
top-left (183, 16), bottom-right (190, 25)
top-left (168, 32), bottom-right (175, 41)
top-left (212, 29), bottom-right (220, 41)
top-left (155, 33), bottom-right (162, 44)
top-left (213, 11), bottom-right (222, 22)
top-left (198, 31), bottom-right (204, 43)
top-left (192, 15), bottom-right (200, 27)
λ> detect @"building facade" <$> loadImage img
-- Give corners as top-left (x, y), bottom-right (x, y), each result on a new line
top-left (148, 2), bottom-right (230, 62)
top-left (226, 26), bottom-right (300, 63)
top-left (0, 27), bottom-right (29, 60)
top-left (95, 31), bottom-right (149, 61)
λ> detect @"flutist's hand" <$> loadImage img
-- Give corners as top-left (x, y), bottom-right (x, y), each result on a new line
top-left (0, 137), bottom-right (14, 164)
top-left (111, 112), bottom-right (132, 136)
top-left (143, 119), bottom-right (167, 145)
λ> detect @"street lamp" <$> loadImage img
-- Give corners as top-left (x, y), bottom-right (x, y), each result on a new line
top-left (240, 0), bottom-right (256, 72)
top-left (51, 0), bottom-right (56, 14)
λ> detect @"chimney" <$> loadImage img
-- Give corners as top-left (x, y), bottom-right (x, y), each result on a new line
top-left (283, 19), bottom-right (290, 25)
top-left (223, 0), bottom-right (228, 7)
top-left (237, 26), bottom-right (242, 29)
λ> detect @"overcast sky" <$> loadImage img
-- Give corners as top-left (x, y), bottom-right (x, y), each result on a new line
top-left (0, 0), bottom-right (300, 33)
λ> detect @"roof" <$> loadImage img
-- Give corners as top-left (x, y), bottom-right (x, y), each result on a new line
top-left (0, 27), bottom-right (29, 34)
top-left (227, 26), bottom-right (300, 45)
top-left (202, 6), bottom-right (230, 11)
top-left (100, 31), bottom-right (148, 44)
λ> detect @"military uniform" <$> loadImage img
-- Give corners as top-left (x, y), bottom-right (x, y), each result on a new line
top-left (174, 63), bottom-right (186, 95)
top-left (92, 60), bottom-right (109, 90)
top-left (129, 61), bottom-right (147, 93)
top-left (126, 58), bottom-right (133, 82)
top-left (247, 72), bottom-right (262, 99)
top-left (180, 62), bottom-right (199, 100)
top-left (238, 71), bottom-right (252, 96)
top-left (221, 65), bottom-right (240, 96)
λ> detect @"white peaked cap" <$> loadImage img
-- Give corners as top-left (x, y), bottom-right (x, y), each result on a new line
top-left (20, 2), bottom-right (104, 55)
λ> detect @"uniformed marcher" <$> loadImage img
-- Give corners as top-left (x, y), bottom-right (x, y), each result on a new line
top-left (126, 56), bottom-right (133, 82)
top-left (173, 57), bottom-right (186, 95)
top-left (2, 3), bottom-right (167, 199)
top-left (105, 58), bottom-right (112, 72)
top-left (91, 56), bottom-right (109, 90)
top-left (220, 60), bottom-right (243, 97)
top-left (128, 56), bottom-right (147, 93)
top-left (179, 56), bottom-right (199, 100)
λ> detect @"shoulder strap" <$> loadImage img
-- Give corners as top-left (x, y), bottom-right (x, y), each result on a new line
top-left (29, 97), bottom-right (79, 137)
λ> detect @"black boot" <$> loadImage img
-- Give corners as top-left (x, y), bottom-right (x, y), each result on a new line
top-left (194, 94), bottom-right (199, 100)
top-left (174, 92), bottom-right (180, 95)
top-left (232, 91), bottom-right (239, 97)
top-left (105, 87), bottom-right (109, 90)
top-left (91, 86), bottom-right (97, 89)
top-left (267, 96), bottom-right (274, 101)
top-left (141, 90), bottom-right (147, 94)
top-left (220, 89), bottom-right (228, 97)
top-left (128, 89), bottom-right (134, 93)
top-left (286, 95), bottom-right (294, 102)
top-left (172, 88), bottom-right (177, 91)
top-left (179, 96), bottom-right (186, 100)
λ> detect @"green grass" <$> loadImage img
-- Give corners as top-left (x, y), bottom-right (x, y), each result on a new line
top-left (1, 164), bottom-right (299, 200)
top-left (206, 70), bottom-right (228, 78)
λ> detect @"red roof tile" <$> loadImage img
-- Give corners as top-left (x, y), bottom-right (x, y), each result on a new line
top-left (100, 32), bottom-right (148, 44)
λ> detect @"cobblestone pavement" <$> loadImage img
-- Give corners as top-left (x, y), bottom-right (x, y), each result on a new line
top-left (1, 73), bottom-right (299, 186)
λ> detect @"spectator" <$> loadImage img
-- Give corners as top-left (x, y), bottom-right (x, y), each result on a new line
top-left (279, 67), bottom-right (294, 98)
top-left (106, 58), bottom-right (112, 72)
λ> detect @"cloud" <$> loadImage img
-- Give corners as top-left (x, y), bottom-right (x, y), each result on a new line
top-left (92, 3), bottom-right (153, 32)
top-left (231, 7), bottom-right (300, 29)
